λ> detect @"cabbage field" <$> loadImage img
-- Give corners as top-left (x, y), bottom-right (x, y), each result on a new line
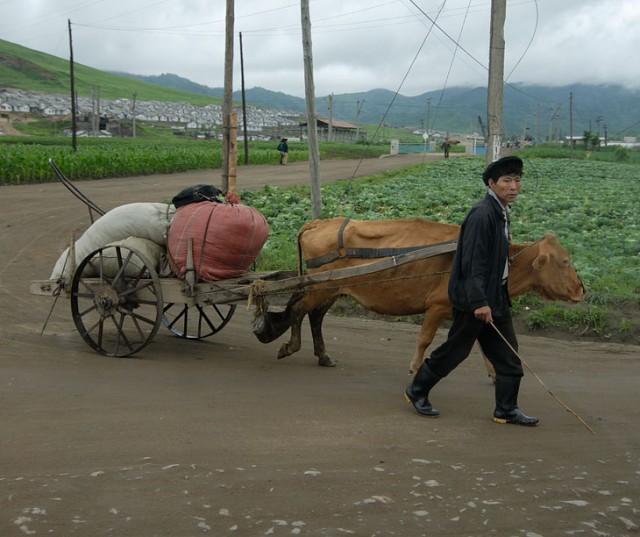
top-left (242, 156), bottom-right (639, 341)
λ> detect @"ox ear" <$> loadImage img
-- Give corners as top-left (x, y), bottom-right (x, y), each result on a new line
top-left (532, 254), bottom-right (549, 270)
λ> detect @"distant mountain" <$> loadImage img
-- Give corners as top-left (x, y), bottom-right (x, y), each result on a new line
top-left (2, 38), bottom-right (639, 138)
top-left (119, 72), bottom-right (640, 139)
top-left (114, 72), bottom-right (307, 114)
top-left (111, 72), bottom-right (224, 99)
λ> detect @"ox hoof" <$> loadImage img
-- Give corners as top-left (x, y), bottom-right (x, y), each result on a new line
top-left (276, 346), bottom-right (292, 360)
top-left (318, 356), bottom-right (336, 367)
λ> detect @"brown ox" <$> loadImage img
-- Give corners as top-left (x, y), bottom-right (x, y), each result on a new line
top-left (253, 217), bottom-right (585, 374)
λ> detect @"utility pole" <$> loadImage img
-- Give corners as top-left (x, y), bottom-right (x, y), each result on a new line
top-left (595, 115), bottom-right (603, 140)
top-left (91, 86), bottom-right (96, 136)
top-left (221, 0), bottom-right (235, 193)
top-left (426, 97), bottom-right (431, 136)
top-left (521, 116), bottom-right (528, 146)
top-left (327, 93), bottom-right (333, 142)
top-left (68, 19), bottom-right (77, 152)
top-left (97, 86), bottom-right (100, 133)
top-left (548, 104), bottom-right (561, 143)
top-left (301, 0), bottom-right (322, 218)
top-left (228, 112), bottom-right (238, 193)
top-left (569, 92), bottom-right (573, 158)
top-left (355, 99), bottom-right (364, 140)
top-left (486, 0), bottom-right (506, 164)
top-left (131, 92), bottom-right (137, 138)
top-left (92, 86), bottom-right (101, 136)
top-left (555, 105), bottom-right (562, 143)
top-left (239, 31), bottom-right (249, 164)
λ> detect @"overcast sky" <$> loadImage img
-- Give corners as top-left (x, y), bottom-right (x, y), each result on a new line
top-left (1, 0), bottom-right (639, 98)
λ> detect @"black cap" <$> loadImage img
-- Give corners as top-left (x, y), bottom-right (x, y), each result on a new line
top-left (482, 156), bottom-right (523, 185)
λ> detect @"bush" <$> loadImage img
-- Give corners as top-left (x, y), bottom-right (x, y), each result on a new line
top-left (614, 146), bottom-right (630, 162)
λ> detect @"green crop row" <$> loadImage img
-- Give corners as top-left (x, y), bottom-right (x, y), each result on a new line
top-left (0, 138), bottom-right (396, 184)
top-left (0, 143), bottom-right (312, 183)
top-left (0, 144), bottom-right (220, 183)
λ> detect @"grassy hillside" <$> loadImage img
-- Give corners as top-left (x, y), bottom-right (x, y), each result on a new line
top-left (0, 39), bottom-right (220, 106)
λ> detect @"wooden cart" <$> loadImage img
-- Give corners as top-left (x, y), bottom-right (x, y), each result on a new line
top-left (31, 160), bottom-right (456, 357)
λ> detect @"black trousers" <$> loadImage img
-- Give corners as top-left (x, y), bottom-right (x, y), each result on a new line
top-left (428, 308), bottom-right (523, 379)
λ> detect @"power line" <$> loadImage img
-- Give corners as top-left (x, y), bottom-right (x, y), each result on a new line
top-left (429, 0), bottom-right (474, 132)
top-left (350, 1), bottom-right (447, 177)
top-left (504, 0), bottom-right (539, 83)
top-left (0, 0), bottom-right (104, 36)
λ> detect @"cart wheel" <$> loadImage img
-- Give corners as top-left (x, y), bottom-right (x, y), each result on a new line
top-left (162, 303), bottom-right (236, 339)
top-left (70, 245), bottom-right (163, 357)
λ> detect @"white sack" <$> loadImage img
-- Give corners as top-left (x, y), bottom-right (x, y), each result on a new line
top-left (99, 237), bottom-right (165, 278)
top-left (50, 202), bottom-right (175, 281)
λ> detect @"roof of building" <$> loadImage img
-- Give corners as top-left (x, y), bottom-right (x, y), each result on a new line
top-left (299, 117), bottom-right (359, 130)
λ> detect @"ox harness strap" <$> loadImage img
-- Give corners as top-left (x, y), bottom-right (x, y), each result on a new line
top-left (305, 217), bottom-right (458, 270)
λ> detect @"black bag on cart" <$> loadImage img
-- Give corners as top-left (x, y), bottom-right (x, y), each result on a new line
top-left (172, 184), bottom-right (224, 208)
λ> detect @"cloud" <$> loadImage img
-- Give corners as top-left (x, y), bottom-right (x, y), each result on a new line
top-left (2, 0), bottom-right (639, 97)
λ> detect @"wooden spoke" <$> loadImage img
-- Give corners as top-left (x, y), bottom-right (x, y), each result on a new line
top-left (70, 245), bottom-right (163, 357)
top-left (162, 302), bottom-right (236, 340)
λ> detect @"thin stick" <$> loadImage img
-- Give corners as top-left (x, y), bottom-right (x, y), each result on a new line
top-left (41, 259), bottom-right (67, 335)
top-left (490, 321), bottom-right (596, 435)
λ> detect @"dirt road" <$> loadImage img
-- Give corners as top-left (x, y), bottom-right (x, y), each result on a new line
top-left (1, 154), bottom-right (639, 536)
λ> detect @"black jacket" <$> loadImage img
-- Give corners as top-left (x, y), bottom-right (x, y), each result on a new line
top-left (448, 193), bottom-right (511, 316)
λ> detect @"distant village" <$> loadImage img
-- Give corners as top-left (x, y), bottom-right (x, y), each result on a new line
top-left (7, 87), bottom-right (634, 149)
top-left (0, 88), bottom-right (305, 139)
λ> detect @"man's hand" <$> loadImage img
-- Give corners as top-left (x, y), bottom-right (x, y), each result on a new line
top-left (474, 305), bottom-right (493, 324)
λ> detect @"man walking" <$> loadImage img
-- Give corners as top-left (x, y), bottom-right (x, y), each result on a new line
top-left (404, 156), bottom-right (539, 426)
top-left (277, 138), bottom-right (289, 165)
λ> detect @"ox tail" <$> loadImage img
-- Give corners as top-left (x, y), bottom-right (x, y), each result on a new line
top-left (251, 292), bottom-right (303, 343)
top-left (296, 226), bottom-right (306, 276)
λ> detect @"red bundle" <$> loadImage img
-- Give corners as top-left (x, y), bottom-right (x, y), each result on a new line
top-left (167, 201), bottom-right (269, 281)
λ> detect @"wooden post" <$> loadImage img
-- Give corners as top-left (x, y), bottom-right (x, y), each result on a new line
top-left (300, 0), bottom-right (322, 218)
top-left (221, 0), bottom-right (234, 192)
top-left (131, 92), bottom-right (137, 138)
top-left (68, 19), bottom-right (77, 152)
top-left (327, 93), bottom-right (333, 142)
top-left (486, 0), bottom-right (506, 164)
top-left (239, 32), bottom-right (249, 164)
top-left (228, 112), bottom-right (238, 194)
top-left (569, 92), bottom-right (574, 159)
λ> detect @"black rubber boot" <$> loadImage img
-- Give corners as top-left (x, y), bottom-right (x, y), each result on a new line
top-left (404, 361), bottom-right (441, 417)
top-left (493, 375), bottom-right (539, 426)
